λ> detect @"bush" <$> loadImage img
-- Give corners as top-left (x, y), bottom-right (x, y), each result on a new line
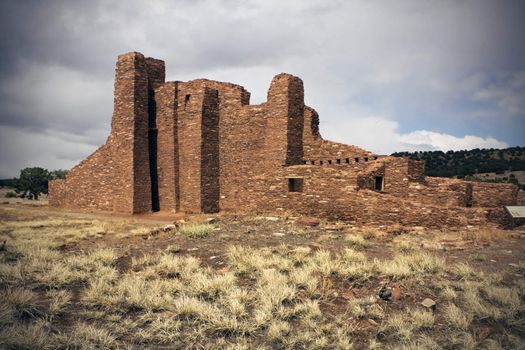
top-left (5, 191), bottom-right (17, 198)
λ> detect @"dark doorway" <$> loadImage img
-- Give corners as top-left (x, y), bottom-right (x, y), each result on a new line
top-left (148, 88), bottom-right (160, 212)
top-left (374, 176), bottom-right (383, 191)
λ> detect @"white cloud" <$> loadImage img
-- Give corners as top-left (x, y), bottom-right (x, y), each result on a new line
top-left (397, 130), bottom-right (508, 151)
top-left (322, 115), bottom-right (508, 154)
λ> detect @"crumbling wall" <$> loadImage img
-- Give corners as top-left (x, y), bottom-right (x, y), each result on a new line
top-left (302, 107), bottom-right (374, 165)
top-left (49, 52), bottom-right (165, 214)
top-left (49, 51), bottom-right (518, 226)
top-left (245, 166), bottom-right (489, 228)
top-left (471, 182), bottom-right (518, 207)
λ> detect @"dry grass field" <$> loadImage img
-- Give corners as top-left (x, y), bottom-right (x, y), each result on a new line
top-left (1, 202), bottom-right (524, 349)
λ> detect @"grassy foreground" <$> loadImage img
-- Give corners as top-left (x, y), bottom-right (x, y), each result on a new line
top-left (0, 206), bottom-right (524, 349)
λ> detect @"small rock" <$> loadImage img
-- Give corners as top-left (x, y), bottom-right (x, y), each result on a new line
top-left (163, 224), bottom-right (176, 232)
top-left (187, 248), bottom-right (199, 251)
top-left (150, 227), bottom-right (161, 236)
top-left (378, 284), bottom-right (392, 301)
top-left (490, 259), bottom-right (497, 263)
top-left (421, 298), bottom-right (436, 310)
top-left (265, 216), bottom-right (279, 221)
top-left (175, 219), bottom-right (186, 224)
top-left (391, 287), bottom-right (401, 302)
top-left (341, 289), bottom-right (355, 300)
top-left (478, 326), bottom-right (491, 341)
top-left (509, 263), bottom-right (519, 268)
top-left (368, 319), bottom-right (379, 326)
top-left (272, 232), bottom-right (286, 237)
top-left (296, 217), bottom-right (320, 227)
top-left (209, 256), bottom-right (218, 260)
top-left (205, 217), bottom-right (217, 224)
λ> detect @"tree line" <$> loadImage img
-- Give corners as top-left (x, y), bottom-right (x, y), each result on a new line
top-left (1, 167), bottom-right (68, 200)
top-left (391, 147), bottom-right (525, 178)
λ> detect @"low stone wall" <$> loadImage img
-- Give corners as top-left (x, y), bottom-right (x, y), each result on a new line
top-left (471, 182), bottom-right (518, 207)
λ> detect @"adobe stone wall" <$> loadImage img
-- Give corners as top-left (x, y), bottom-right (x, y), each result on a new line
top-left (244, 165), bottom-right (489, 228)
top-left (303, 107), bottom-right (374, 165)
top-left (471, 182), bottom-right (518, 207)
top-left (49, 51), bottom-right (519, 228)
top-left (49, 52), bottom-right (165, 214)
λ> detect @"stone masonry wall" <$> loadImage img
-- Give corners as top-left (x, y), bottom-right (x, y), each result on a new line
top-left (471, 182), bottom-right (518, 207)
top-left (49, 51), bottom-right (519, 227)
top-left (49, 52), bottom-right (164, 214)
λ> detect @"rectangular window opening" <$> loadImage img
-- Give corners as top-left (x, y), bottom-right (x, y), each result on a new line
top-left (311, 160), bottom-right (315, 165)
top-left (320, 160), bottom-right (324, 165)
top-left (355, 157), bottom-right (359, 163)
top-left (288, 178), bottom-right (304, 193)
top-left (302, 160), bottom-right (307, 164)
top-left (374, 156), bottom-right (378, 160)
top-left (345, 158), bottom-right (350, 164)
top-left (184, 94), bottom-right (191, 109)
top-left (364, 157), bottom-right (369, 162)
top-left (328, 160), bottom-right (332, 165)
top-left (375, 176), bottom-right (384, 191)
top-left (337, 159), bottom-right (341, 164)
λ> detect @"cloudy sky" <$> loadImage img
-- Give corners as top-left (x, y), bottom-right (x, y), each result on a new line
top-left (1, 0), bottom-right (524, 178)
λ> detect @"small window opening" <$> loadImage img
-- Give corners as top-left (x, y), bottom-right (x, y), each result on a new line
top-left (374, 156), bottom-right (378, 160)
top-left (364, 157), bottom-right (369, 162)
top-left (288, 178), bottom-right (304, 192)
top-left (302, 160), bottom-right (307, 164)
top-left (184, 94), bottom-right (191, 109)
top-left (320, 160), bottom-right (324, 165)
top-left (336, 159), bottom-right (341, 164)
top-left (345, 158), bottom-right (350, 164)
top-left (328, 160), bottom-right (332, 165)
top-left (355, 158), bottom-right (359, 163)
top-left (375, 176), bottom-right (383, 191)
top-left (311, 160), bottom-right (315, 165)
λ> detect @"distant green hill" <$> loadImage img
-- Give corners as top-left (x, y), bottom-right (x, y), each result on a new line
top-left (391, 147), bottom-right (525, 178)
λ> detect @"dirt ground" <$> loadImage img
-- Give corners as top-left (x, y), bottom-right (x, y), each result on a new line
top-left (1, 196), bottom-right (524, 349)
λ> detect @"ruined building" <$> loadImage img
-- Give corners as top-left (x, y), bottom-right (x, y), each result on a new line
top-left (49, 52), bottom-right (519, 227)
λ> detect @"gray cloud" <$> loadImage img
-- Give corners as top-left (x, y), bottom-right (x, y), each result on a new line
top-left (1, 0), bottom-right (524, 178)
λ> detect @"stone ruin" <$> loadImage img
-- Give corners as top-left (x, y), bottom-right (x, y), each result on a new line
top-left (49, 52), bottom-right (520, 227)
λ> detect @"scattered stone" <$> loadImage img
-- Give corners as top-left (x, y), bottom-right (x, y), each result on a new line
top-left (477, 326), bottom-right (491, 341)
top-left (162, 224), bottom-right (176, 232)
top-left (205, 217), bottom-right (217, 224)
top-left (272, 232), bottom-right (286, 237)
top-left (296, 217), bottom-right (320, 227)
top-left (209, 256), bottom-right (218, 260)
top-left (341, 289), bottom-right (355, 300)
top-left (368, 319), bottom-right (379, 326)
top-left (265, 217), bottom-right (279, 221)
top-left (166, 245), bottom-right (181, 254)
top-left (391, 287), bottom-right (401, 302)
top-left (508, 263), bottom-right (519, 268)
top-left (378, 284), bottom-right (392, 301)
top-left (421, 298), bottom-right (436, 310)
top-left (149, 227), bottom-right (161, 236)
top-left (490, 259), bottom-right (497, 263)
top-left (187, 248), bottom-right (199, 251)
